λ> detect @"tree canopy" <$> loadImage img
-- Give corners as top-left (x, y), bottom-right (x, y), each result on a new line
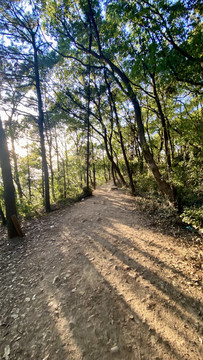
top-left (0, 0), bottom-right (202, 236)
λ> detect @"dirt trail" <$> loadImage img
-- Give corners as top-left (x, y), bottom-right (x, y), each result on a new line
top-left (0, 183), bottom-right (203, 360)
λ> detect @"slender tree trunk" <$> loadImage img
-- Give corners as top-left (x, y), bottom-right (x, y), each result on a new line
top-left (42, 167), bottom-right (45, 199)
top-left (97, 113), bottom-right (126, 186)
top-left (62, 159), bottom-right (67, 198)
top-left (11, 137), bottom-right (23, 201)
top-left (32, 34), bottom-right (50, 212)
top-left (129, 91), bottom-right (176, 204)
top-left (54, 127), bottom-right (60, 172)
top-left (7, 115), bottom-right (23, 201)
top-left (86, 34), bottom-right (92, 191)
top-left (86, 107), bottom-right (90, 190)
top-left (65, 141), bottom-right (70, 188)
top-left (0, 119), bottom-right (21, 238)
top-left (146, 108), bottom-right (154, 156)
top-left (105, 73), bottom-right (135, 194)
top-left (103, 153), bottom-right (108, 182)
top-left (0, 205), bottom-right (7, 226)
top-left (91, 140), bottom-right (96, 189)
top-left (104, 131), bottom-right (127, 187)
top-left (151, 74), bottom-right (172, 169)
top-left (27, 144), bottom-right (32, 202)
top-left (166, 116), bottom-right (175, 160)
top-left (80, 5), bottom-right (176, 204)
top-left (45, 120), bottom-right (55, 202)
top-left (111, 163), bottom-right (117, 186)
top-left (95, 81), bottom-right (127, 187)
top-left (93, 163), bottom-right (96, 189)
top-left (49, 151), bottom-right (55, 201)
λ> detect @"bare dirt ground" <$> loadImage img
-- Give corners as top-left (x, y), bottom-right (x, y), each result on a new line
top-left (0, 183), bottom-right (203, 360)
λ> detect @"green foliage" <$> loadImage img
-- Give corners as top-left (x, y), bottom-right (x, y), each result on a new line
top-left (0, 0), bottom-right (202, 231)
top-left (17, 200), bottom-right (40, 219)
top-left (82, 186), bottom-right (92, 198)
top-left (181, 207), bottom-right (203, 230)
top-left (135, 173), bottom-right (158, 195)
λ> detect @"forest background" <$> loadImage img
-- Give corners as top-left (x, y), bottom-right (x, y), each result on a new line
top-left (0, 0), bottom-right (202, 238)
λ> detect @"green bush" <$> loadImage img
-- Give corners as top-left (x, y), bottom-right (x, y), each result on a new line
top-left (82, 186), bottom-right (93, 197)
top-left (135, 173), bottom-right (158, 195)
top-left (180, 206), bottom-right (203, 230)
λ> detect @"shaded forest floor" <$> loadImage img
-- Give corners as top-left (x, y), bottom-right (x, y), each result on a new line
top-left (0, 183), bottom-right (203, 360)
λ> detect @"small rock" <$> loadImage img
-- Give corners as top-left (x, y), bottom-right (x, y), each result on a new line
top-left (11, 314), bottom-right (18, 319)
top-left (124, 265), bottom-right (131, 270)
top-left (111, 345), bottom-right (119, 353)
top-left (69, 321), bottom-right (75, 330)
top-left (15, 336), bottom-right (21, 342)
top-left (25, 297), bottom-right (30, 302)
top-left (4, 345), bottom-right (10, 360)
top-left (87, 314), bottom-right (94, 322)
top-left (52, 276), bottom-right (60, 285)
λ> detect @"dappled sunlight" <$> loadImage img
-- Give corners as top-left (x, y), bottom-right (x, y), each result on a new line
top-left (102, 221), bottom-right (195, 283)
top-left (82, 233), bottom-right (201, 351)
top-left (1, 185), bottom-right (201, 360)
top-left (58, 221), bottom-right (202, 360)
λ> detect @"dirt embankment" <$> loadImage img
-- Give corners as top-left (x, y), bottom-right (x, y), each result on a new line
top-left (0, 183), bottom-right (203, 359)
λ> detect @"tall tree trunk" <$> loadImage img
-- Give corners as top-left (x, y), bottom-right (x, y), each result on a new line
top-left (96, 107), bottom-right (127, 186)
top-left (111, 163), bottom-right (117, 186)
top-left (91, 139), bottom-right (96, 189)
top-left (151, 74), bottom-right (172, 170)
top-left (42, 167), bottom-right (45, 199)
top-left (0, 119), bottom-right (21, 238)
top-left (62, 159), bottom-right (67, 198)
top-left (49, 149), bottom-right (55, 201)
top-left (86, 105), bottom-right (90, 190)
top-left (45, 118), bottom-right (55, 202)
top-left (11, 137), bottom-right (23, 201)
top-left (103, 152), bottom-right (108, 182)
top-left (54, 127), bottom-right (60, 172)
top-left (166, 116), bottom-right (175, 160)
top-left (86, 34), bottom-right (92, 191)
top-left (81, 4), bottom-right (176, 204)
top-left (7, 116), bottom-right (23, 201)
top-left (104, 130), bottom-right (127, 187)
top-left (65, 141), bottom-right (70, 188)
top-left (27, 143), bottom-right (32, 202)
top-left (0, 205), bottom-right (7, 226)
top-left (105, 72), bottom-right (135, 194)
top-left (32, 34), bottom-right (50, 212)
top-left (129, 91), bottom-right (176, 205)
